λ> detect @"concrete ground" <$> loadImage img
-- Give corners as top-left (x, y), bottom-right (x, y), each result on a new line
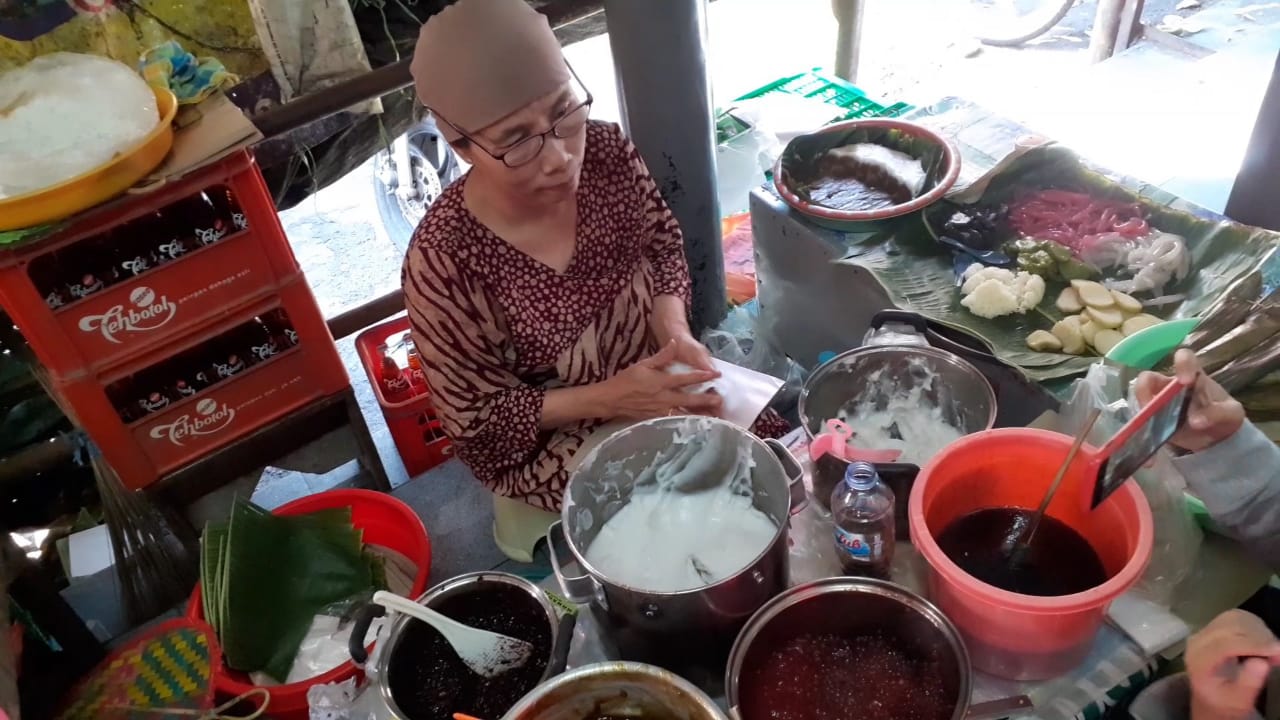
top-left (235, 0), bottom-right (1273, 583)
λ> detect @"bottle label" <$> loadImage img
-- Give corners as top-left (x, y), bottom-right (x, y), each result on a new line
top-left (835, 526), bottom-right (884, 561)
top-left (195, 222), bottom-right (227, 246)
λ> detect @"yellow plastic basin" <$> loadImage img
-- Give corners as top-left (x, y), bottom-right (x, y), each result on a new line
top-left (0, 86), bottom-right (178, 232)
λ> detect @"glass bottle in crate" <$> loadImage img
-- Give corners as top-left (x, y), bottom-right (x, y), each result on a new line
top-left (185, 191), bottom-right (232, 248)
top-left (378, 352), bottom-right (415, 403)
top-left (150, 209), bottom-right (198, 263)
top-left (209, 186), bottom-right (248, 232)
top-left (261, 309), bottom-right (298, 351)
top-left (831, 461), bottom-right (895, 580)
top-left (114, 233), bottom-right (162, 280)
top-left (244, 316), bottom-right (282, 364)
top-left (28, 253), bottom-right (68, 309)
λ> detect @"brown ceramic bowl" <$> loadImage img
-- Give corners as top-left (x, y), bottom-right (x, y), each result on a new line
top-left (773, 118), bottom-right (961, 232)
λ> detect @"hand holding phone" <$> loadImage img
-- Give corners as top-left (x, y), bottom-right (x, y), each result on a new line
top-left (1134, 349), bottom-right (1245, 453)
top-left (1091, 369), bottom-right (1196, 508)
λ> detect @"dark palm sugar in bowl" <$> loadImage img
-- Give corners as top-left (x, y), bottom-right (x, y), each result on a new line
top-left (740, 632), bottom-right (952, 720)
top-left (387, 586), bottom-right (551, 720)
top-left (935, 508), bottom-right (1109, 597)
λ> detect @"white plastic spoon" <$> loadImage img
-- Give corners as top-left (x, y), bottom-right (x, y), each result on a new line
top-left (372, 590), bottom-right (534, 679)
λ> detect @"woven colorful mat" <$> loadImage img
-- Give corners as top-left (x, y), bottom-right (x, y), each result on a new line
top-left (56, 619), bottom-right (218, 720)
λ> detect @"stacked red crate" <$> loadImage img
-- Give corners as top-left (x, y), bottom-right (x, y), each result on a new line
top-left (355, 317), bottom-right (453, 477)
top-left (0, 152), bottom-right (349, 490)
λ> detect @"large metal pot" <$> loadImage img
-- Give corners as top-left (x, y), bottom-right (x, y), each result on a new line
top-left (799, 335), bottom-right (997, 512)
top-left (349, 572), bottom-right (571, 720)
top-left (548, 416), bottom-right (805, 668)
top-left (726, 577), bottom-right (1025, 720)
top-left (502, 662), bottom-right (727, 720)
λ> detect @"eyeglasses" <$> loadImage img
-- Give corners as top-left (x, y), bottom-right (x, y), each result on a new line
top-left (436, 68), bottom-right (594, 168)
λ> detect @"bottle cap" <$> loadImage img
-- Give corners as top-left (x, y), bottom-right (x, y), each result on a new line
top-left (844, 460), bottom-right (878, 491)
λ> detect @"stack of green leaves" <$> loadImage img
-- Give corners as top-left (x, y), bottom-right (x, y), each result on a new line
top-left (200, 498), bottom-right (385, 682)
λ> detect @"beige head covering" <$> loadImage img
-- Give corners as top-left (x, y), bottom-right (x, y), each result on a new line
top-left (412, 0), bottom-right (570, 141)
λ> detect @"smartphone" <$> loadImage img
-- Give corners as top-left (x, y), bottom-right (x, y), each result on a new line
top-left (1090, 373), bottom-right (1196, 508)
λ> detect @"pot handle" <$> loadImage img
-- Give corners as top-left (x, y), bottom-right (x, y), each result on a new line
top-left (547, 611), bottom-right (577, 677)
top-left (870, 310), bottom-right (1005, 366)
top-left (965, 695), bottom-right (1033, 720)
top-left (547, 520), bottom-right (598, 604)
top-left (765, 438), bottom-right (808, 515)
top-left (347, 601), bottom-right (386, 666)
top-left (864, 310), bottom-right (932, 348)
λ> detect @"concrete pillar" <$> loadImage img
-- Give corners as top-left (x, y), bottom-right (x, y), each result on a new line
top-left (832, 0), bottom-right (866, 82)
top-left (603, 0), bottom-right (726, 334)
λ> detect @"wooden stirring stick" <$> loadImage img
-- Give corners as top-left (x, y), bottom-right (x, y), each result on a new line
top-left (1008, 408), bottom-right (1103, 562)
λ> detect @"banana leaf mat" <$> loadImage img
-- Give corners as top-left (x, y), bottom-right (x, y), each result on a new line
top-left (826, 138), bottom-right (1279, 382)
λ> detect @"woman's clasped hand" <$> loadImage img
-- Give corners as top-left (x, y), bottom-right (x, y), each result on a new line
top-left (602, 341), bottom-right (723, 421)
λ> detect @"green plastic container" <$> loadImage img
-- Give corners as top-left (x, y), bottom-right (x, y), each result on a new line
top-left (716, 69), bottom-right (914, 145)
top-left (1105, 317), bottom-right (1200, 370)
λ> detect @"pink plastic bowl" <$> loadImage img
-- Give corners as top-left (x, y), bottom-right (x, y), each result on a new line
top-left (908, 428), bottom-right (1153, 680)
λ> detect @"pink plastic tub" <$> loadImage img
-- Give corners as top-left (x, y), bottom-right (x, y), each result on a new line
top-left (908, 428), bottom-right (1153, 680)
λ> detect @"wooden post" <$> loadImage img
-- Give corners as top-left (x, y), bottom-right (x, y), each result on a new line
top-left (1090, 0), bottom-right (1145, 63)
top-left (832, 0), bottom-right (866, 82)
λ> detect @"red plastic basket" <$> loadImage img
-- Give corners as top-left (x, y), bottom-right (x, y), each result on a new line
top-left (0, 151), bottom-right (300, 381)
top-left (354, 316), bottom-right (454, 477)
top-left (49, 279), bottom-right (348, 490)
top-left (186, 489), bottom-right (432, 720)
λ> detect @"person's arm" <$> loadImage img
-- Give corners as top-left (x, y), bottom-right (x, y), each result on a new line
top-left (1137, 350), bottom-right (1280, 573)
top-left (1174, 422), bottom-right (1280, 572)
top-left (405, 242), bottom-right (578, 503)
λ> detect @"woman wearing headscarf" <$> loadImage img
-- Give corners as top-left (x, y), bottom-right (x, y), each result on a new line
top-left (402, 0), bottom-right (786, 521)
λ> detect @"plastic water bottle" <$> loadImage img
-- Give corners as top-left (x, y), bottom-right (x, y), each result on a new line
top-left (831, 461), bottom-right (896, 580)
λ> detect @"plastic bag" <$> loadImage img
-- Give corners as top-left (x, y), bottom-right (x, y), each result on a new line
top-left (703, 324), bottom-right (806, 417)
top-left (307, 678), bottom-right (362, 720)
top-left (1060, 363), bottom-right (1202, 606)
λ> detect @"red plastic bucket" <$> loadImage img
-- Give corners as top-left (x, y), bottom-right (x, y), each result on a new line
top-left (908, 428), bottom-right (1153, 680)
top-left (186, 489), bottom-right (431, 719)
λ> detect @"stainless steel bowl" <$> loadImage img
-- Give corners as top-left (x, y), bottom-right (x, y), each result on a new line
top-left (503, 661), bottom-right (727, 720)
top-left (799, 345), bottom-right (997, 509)
top-left (366, 572), bottom-right (567, 720)
top-left (725, 577), bottom-right (972, 720)
top-left (548, 416), bottom-right (805, 667)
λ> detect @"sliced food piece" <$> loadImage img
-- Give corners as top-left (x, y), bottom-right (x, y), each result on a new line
top-left (1051, 316), bottom-right (1087, 355)
top-left (960, 278), bottom-right (1020, 319)
top-left (1093, 329), bottom-right (1125, 355)
top-left (1085, 305), bottom-right (1124, 329)
top-left (1121, 314), bottom-right (1162, 337)
top-left (1026, 329), bottom-right (1063, 352)
top-left (1070, 279), bottom-right (1116, 309)
top-left (1056, 287), bottom-right (1083, 314)
top-left (1081, 319), bottom-right (1099, 346)
top-left (1110, 289), bottom-right (1144, 314)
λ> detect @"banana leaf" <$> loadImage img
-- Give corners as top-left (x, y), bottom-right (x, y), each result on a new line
top-left (839, 144), bottom-right (1280, 381)
top-left (1183, 270), bottom-right (1264, 352)
top-left (211, 499), bottom-right (379, 682)
top-left (200, 525), bottom-right (227, 633)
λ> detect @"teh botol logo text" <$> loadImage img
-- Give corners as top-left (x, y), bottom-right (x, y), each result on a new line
top-left (78, 287), bottom-right (177, 343)
top-left (149, 398), bottom-right (236, 446)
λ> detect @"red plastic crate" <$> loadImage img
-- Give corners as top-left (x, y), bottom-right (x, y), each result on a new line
top-left (355, 316), bottom-right (454, 477)
top-left (49, 279), bottom-right (348, 490)
top-left (0, 151), bottom-right (300, 380)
